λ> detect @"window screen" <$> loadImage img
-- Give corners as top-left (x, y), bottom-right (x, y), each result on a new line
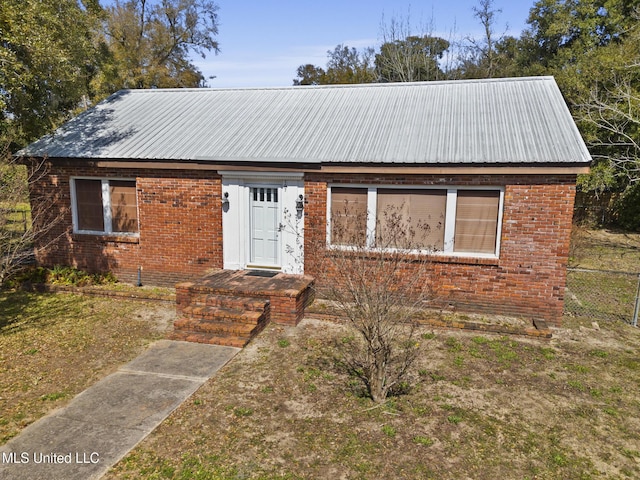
top-left (454, 190), bottom-right (500, 254)
top-left (75, 179), bottom-right (104, 232)
top-left (376, 189), bottom-right (446, 250)
top-left (330, 187), bottom-right (368, 246)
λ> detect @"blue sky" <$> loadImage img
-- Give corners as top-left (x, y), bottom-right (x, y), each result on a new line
top-left (201, 1), bottom-right (535, 88)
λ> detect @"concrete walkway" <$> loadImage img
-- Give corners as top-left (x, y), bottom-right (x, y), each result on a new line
top-left (0, 340), bottom-right (239, 480)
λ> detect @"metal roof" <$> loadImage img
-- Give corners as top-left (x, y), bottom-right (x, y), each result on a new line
top-left (19, 76), bottom-right (592, 165)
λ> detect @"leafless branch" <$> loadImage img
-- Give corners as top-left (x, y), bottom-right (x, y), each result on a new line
top-left (1, 147), bottom-right (68, 285)
top-left (575, 74), bottom-right (640, 184)
top-left (313, 203), bottom-right (438, 402)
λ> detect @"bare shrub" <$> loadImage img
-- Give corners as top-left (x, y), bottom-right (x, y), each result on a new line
top-left (0, 146), bottom-right (64, 285)
top-left (318, 202), bottom-right (440, 402)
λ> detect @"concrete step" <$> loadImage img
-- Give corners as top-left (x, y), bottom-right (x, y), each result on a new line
top-left (169, 330), bottom-right (249, 348)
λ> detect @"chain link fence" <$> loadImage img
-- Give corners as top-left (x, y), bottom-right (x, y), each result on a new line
top-left (565, 268), bottom-right (640, 326)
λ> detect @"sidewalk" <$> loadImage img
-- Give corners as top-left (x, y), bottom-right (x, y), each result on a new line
top-left (0, 340), bottom-right (239, 480)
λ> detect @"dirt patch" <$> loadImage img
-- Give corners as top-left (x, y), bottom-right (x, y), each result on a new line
top-left (133, 306), bottom-right (176, 332)
top-left (106, 314), bottom-right (640, 479)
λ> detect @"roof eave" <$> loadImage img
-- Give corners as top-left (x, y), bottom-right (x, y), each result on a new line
top-left (319, 163), bottom-right (591, 175)
top-left (32, 156), bottom-right (590, 175)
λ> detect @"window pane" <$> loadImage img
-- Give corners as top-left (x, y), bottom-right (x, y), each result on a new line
top-left (377, 189), bottom-right (446, 250)
top-left (330, 187), bottom-right (367, 246)
top-left (110, 180), bottom-right (138, 233)
top-left (75, 179), bottom-right (104, 231)
top-left (454, 190), bottom-right (500, 254)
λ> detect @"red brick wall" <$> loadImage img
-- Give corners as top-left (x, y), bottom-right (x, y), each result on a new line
top-left (31, 163), bottom-right (576, 325)
top-left (30, 161), bottom-right (223, 286)
top-left (303, 173), bottom-right (577, 326)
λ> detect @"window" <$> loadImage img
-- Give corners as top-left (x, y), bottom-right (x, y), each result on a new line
top-left (330, 187), bottom-right (367, 246)
top-left (328, 186), bottom-right (503, 257)
top-left (72, 178), bottom-right (138, 235)
top-left (376, 189), bottom-right (446, 250)
top-left (75, 179), bottom-right (105, 232)
top-left (454, 190), bottom-right (500, 254)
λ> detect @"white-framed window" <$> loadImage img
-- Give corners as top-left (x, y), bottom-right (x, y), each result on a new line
top-left (70, 177), bottom-right (139, 235)
top-left (327, 185), bottom-right (504, 257)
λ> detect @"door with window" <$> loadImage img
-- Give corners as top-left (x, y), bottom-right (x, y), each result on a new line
top-left (249, 186), bottom-right (280, 267)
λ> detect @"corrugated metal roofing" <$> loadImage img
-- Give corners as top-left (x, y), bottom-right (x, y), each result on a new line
top-left (19, 76), bottom-right (592, 165)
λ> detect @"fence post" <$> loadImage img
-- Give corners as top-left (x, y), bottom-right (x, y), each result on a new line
top-left (633, 274), bottom-right (640, 327)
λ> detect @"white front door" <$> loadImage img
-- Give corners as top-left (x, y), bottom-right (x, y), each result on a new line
top-left (249, 186), bottom-right (280, 267)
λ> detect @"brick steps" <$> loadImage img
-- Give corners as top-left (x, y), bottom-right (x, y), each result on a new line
top-left (206, 296), bottom-right (264, 309)
top-left (173, 271), bottom-right (315, 347)
top-left (173, 293), bottom-right (270, 347)
top-left (174, 316), bottom-right (258, 335)
top-left (191, 294), bottom-right (268, 311)
top-left (180, 305), bottom-right (265, 324)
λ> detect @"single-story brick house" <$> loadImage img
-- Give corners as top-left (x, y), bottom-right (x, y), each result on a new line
top-left (19, 76), bottom-right (591, 325)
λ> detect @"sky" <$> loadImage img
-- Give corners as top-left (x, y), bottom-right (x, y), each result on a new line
top-left (200, 0), bottom-right (535, 88)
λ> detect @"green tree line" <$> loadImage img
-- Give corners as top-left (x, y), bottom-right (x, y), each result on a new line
top-left (1, 0), bottom-right (220, 150)
top-left (2, 0), bottom-right (638, 229)
top-left (294, 0), bottom-right (640, 230)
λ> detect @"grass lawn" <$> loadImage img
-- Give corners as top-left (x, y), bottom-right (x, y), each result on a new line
top-left (1, 228), bottom-right (639, 479)
top-left (0, 291), bottom-right (174, 444)
top-left (101, 316), bottom-right (640, 480)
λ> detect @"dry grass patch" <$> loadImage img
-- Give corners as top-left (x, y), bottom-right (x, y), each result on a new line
top-left (570, 227), bottom-right (640, 271)
top-left (0, 291), bottom-right (175, 443)
top-left (105, 316), bottom-right (640, 480)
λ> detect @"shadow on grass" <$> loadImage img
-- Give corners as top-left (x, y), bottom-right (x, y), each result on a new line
top-left (0, 290), bottom-right (78, 334)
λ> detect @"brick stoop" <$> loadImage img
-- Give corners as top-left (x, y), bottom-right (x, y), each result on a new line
top-left (171, 294), bottom-right (270, 347)
top-left (173, 270), bottom-right (315, 347)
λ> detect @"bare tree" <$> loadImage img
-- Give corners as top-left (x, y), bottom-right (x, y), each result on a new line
top-left (577, 74), bottom-right (640, 185)
top-left (472, 0), bottom-right (501, 78)
top-left (456, 0), bottom-right (509, 79)
top-left (0, 147), bottom-right (65, 285)
top-left (317, 203), bottom-right (440, 402)
top-left (376, 11), bottom-right (451, 82)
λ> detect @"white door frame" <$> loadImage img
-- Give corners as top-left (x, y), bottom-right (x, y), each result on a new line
top-left (221, 171), bottom-right (304, 274)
